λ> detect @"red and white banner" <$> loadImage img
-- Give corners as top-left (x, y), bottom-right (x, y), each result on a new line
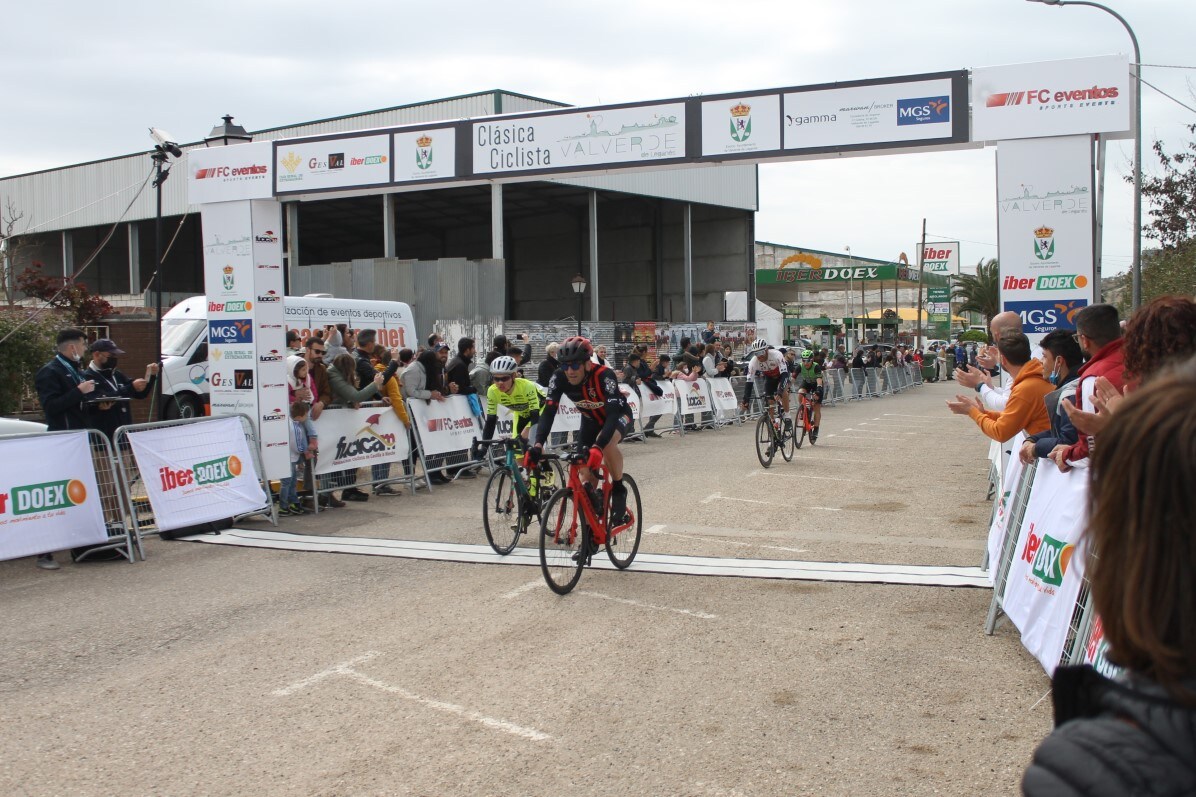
top-left (311, 405), bottom-right (410, 476)
top-left (126, 417), bottom-right (269, 532)
top-left (0, 432), bottom-right (108, 560)
top-left (638, 380), bottom-right (677, 419)
top-left (408, 396), bottom-right (480, 457)
top-left (1002, 464), bottom-right (1088, 674)
top-left (706, 378), bottom-right (739, 413)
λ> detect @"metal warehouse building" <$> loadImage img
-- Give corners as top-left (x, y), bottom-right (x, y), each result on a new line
top-left (0, 90), bottom-right (758, 326)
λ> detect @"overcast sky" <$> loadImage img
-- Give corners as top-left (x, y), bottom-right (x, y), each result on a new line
top-left (2, 0), bottom-right (1192, 276)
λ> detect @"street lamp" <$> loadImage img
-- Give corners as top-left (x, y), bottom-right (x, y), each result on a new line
top-left (148, 128), bottom-right (183, 416)
top-left (204, 115), bottom-right (253, 147)
top-left (570, 273), bottom-right (587, 336)
top-left (1026, 0), bottom-right (1142, 309)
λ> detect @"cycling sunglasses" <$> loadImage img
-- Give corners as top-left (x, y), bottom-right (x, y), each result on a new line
top-left (562, 361), bottom-right (585, 371)
top-left (493, 375), bottom-right (513, 382)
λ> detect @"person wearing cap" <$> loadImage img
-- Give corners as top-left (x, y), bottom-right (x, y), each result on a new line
top-left (84, 338), bottom-right (159, 442)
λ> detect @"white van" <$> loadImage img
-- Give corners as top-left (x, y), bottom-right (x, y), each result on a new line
top-left (159, 294), bottom-right (417, 418)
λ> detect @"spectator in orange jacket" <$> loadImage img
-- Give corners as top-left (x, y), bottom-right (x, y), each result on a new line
top-left (946, 330), bottom-right (1051, 442)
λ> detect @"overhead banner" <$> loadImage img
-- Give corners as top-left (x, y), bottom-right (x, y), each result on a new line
top-left (701, 95), bottom-right (782, 157)
top-left (639, 380), bottom-right (677, 419)
top-left (997, 135), bottom-right (1096, 341)
top-left (918, 241), bottom-right (960, 275)
top-left (186, 141), bottom-right (274, 204)
top-left (472, 102), bottom-right (686, 177)
top-left (394, 127), bottom-right (456, 183)
top-left (408, 396), bottom-right (479, 457)
top-left (274, 134), bottom-right (391, 194)
top-left (0, 432), bottom-right (108, 561)
top-left (1001, 464), bottom-right (1089, 674)
top-left (784, 75), bottom-right (960, 151)
top-left (972, 55), bottom-right (1131, 142)
top-left (311, 405), bottom-right (411, 476)
top-left (126, 417), bottom-right (269, 532)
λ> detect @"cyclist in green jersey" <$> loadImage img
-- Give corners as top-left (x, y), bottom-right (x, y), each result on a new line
top-left (796, 349), bottom-right (823, 442)
top-left (474, 356), bottom-right (542, 446)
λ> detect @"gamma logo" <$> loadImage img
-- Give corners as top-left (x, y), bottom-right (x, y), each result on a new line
top-left (0, 479), bottom-right (88, 516)
top-left (897, 96), bottom-right (950, 126)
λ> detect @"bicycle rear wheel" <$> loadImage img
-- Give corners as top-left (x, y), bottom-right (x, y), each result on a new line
top-left (606, 473), bottom-right (642, 569)
top-left (539, 487), bottom-right (587, 595)
top-left (482, 467), bottom-right (520, 555)
top-left (755, 414), bottom-right (776, 468)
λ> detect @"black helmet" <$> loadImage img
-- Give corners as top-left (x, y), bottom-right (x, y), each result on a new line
top-left (557, 336), bottom-right (594, 364)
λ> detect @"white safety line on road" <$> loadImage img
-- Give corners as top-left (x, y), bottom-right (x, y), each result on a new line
top-left (577, 590), bottom-right (718, 619)
top-left (501, 579), bottom-right (544, 600)
top-left (645, 524), bottom-right (807, 555)
top-left (747, 472), bottom-right (864, 483)
top-left (702, 492), bottom-right (770, 505)
top-left (883, 414), bottom-right (942, 420)
top-left (182, 529), bottom-right (991, 587)
top-left (274, 651), bottom-right (551, 741)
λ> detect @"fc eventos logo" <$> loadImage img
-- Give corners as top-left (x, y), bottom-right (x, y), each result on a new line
top-left (208, 319), bottom-right (253, 344)
top-left (1005, 300), bottom-right (1088, 333)
top-left (0, 479), bottom-right (88, 515)
top-left (897, 96), bottom-right (950, 126)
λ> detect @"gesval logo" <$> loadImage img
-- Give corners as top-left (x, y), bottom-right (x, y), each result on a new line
top-left (0, 479), bottom-right (88, 515)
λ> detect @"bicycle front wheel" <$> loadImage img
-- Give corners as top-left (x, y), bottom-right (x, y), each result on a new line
top-left (606, 473), bottom-right (642, 569)
top-left (483, 467), bottom-right (521, 555)
top-left (794, 408), bottom-right (807, 449)
top-left (539, 487), bottom-right (587, 595)
top-left (755, 414), bottom-right (776, 468)
top-left (781, 419), bottom-right (797, 462)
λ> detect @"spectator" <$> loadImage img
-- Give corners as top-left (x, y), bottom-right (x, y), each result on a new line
top-left (594, 344), bottom-right (608, 366)
top-left (32, 329), bottom-right (99, 570)
top-left (328, 353), bottom-right (384, 501)
top-left (621, 352), bottom-right (642, 388)
top-left (286, 355), bottom-right (312, 406)
top-left (352, 329), bottom-right (379, 388)
top-left (373, 349), bottom-right (412, 497)
top-left (426, 332), bottom-right (442, 351)
top-left (953, 340), bottom-right (966, 376)
top-left (674, 352), bottom-right (703, 432)
top-left (946, 330), bottom-right (1051, 442)
top-left (651, 353), bottom-right (672, 381)
top-left (538, 342), bottom-right (559, 387)
top-left (468, 351), bottom-right (491, 397)
top-left (1019, 329), bottom-right (1085, 464)
top-left (487, 334), bottom-right (530, 366)
top-left (286, 329), bottom-right (302, 357)
top-left (701, 321), bottom-right (718, 346)
top-left (83, 338), bottom-right (158, 442)
top-left (324, 325), bottom-right (352, 363)
top-left (633, 351), bottom-right (665, 438)
top-left (445, 337), bottom-right (478, 397)
top-left (703, 343), bottom-right (728, 379)
top-left (301, 337), bottom-right (339, 509)
top-left (1048, 304), bottom-right (1126, 472)
top-left (1022, 357), bottom-right (1196, 796)
top-left (402, 346), bottom-right (451, 485)
top-left (956, 311), bottom-right (1025, 410)
top-left (277, 401), bottom-right (312, 516)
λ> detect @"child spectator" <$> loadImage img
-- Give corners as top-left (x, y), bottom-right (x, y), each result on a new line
top-left (279, 401), bottom-right (313, 516)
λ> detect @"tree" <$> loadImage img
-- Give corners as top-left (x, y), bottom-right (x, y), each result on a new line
top-left (15, 267), bottom-right (113, 326)
top-left (1, 198), bottom-right (29, 307)
top-left (0, 310), bottom-right (64, 415)
top-left (952, 258), bottom-right (999, 334)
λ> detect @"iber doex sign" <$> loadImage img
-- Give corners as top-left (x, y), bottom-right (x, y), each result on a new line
top-left (159, 456), bottom-right (241, 492)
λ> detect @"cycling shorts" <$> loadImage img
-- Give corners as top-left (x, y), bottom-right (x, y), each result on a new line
top-left (578, 410), bottom-right (633, 449)
top-left (760, 372), bottom-right (789, 399)
top-left (800, 382), bottom-right (824, 402)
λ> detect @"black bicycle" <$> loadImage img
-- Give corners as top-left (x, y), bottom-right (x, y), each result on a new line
top-left (755, 395), bottom-right (795, 467)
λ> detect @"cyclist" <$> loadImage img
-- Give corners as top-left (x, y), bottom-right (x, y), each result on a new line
top-left (796, 348), bottom-right (823, 443)
top-left (471, 355), bottom-right (548, 501)
top-left (746, 338), bottom-right (790, 424)
top-left (527, 336), bottom-right (633, 528)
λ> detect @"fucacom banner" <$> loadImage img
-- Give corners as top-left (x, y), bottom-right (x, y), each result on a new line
top-left (987, 431), bottom-right (1026, 582)
top-left (311, 406), bottom-right (410, 476)
top-left (677, 379), bottom-right (712, 417)
top-left (408, 396), bottom-right (479, 457)
top-left (707, 378), bottom-right (739, 413)
top-left (1001, 464), bottom-right (1089, 674)
top-left (639, 380), bottom-right (677, 419)
top-left (0, 432), bottom-right (109, 561)
top-left (618, 385), bottom-right (642, 422)
top-left (125, 417), bottom-right (269, 532)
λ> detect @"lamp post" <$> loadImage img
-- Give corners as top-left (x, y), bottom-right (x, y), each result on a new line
top-left (148, 128), bottom-right (183, 416)
top-left (1026, 0), bottom-right (1142, 310)
top-left (203, 115), bottom-right (252, 148)
top-left (570, 273), bottom-right (587, 336)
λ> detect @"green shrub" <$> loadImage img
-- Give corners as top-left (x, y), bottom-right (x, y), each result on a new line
top-left (0, 310), bottom-right (68, 416)
top-left (959, 329), bottom-right (989, 344)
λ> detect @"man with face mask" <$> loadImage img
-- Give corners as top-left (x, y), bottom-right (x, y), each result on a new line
top-left (1019, 329), bottom-right (1084, 464)
top-left (32, 329), bottom-right (99, 570)
top-left (83, 338), bottom-right (159, 442)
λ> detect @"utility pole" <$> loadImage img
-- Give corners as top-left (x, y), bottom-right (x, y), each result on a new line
top-left (916, 218), bottom-right (926, 350)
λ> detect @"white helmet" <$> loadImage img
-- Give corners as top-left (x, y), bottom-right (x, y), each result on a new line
top-left (490, 355), bottom-right (518, 375)
top-left (748, 338), bottom-right (770, 355)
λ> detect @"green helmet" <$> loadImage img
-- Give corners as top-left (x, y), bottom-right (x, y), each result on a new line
top-left (800, 349), bottom-right (814, 360)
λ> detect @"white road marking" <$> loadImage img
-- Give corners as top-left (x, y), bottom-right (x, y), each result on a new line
top-left (501, 579), bottom-right (543, 600)
top-left (702, 492), bottom-right (770, 505)
top-left (748, 472), bottom-right (863, 483)
top-left (275, 651), bottom-right (551, 741)
top-left (809, 506), bottom-right (843, 512)
top-left (645, 525), bottom-right (807, 555)
top-left (577, 590), bottom-right (717, 620)
top-left (883, 413), bottom-right (942, 420)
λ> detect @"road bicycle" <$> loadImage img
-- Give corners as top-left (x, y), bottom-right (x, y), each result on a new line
top-left (477, 437), bottom-right (567, 555)
top-left (755, 395), bottom-right (795, 468)
top-left (794, 388), bottom-right (816, 448)
top-left (538, 445), bottom-right (643, 595)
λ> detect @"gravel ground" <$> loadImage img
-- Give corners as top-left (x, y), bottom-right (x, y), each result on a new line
top-left (0, 381), bottom-right (1051, 796)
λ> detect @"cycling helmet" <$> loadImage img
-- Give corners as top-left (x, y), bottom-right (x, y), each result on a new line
top-left (557, 336), bottom-right (594, 364)
top-left (801, 349), bottom-right (814, 360)
top-left (748, 338), bottom-right (769, 355)
top-left (490, 355), bottom-right (518, 376)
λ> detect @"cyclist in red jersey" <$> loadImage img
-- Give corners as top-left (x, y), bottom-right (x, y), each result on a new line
top-left (527, 336), bottom-right (633, 526)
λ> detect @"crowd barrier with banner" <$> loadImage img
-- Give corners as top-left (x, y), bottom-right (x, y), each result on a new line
top-left (0, 429), bottom-right (136, 563)
top-left (307, 401), bottom-right (419, 511)
top-left (114, 414), bottom-right (274, 545)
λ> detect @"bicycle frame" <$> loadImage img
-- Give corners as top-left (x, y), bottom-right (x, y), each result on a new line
top-left (795, 390), bottom-right (815, 432)
top-left (480, 437), bottom-right (540, 502)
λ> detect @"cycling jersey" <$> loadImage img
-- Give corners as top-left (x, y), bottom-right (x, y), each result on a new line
top-left (535, 364), bottom-right (631, 449)
top-left (480, 377), bottom-right (541, 440)
top-left (797, 362), bottom-right (823, 388)
top-left (747, 349), bottom-right (786, 380)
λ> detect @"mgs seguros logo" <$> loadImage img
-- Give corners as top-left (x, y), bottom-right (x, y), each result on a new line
top-left (1005, 299), bottom-right (1088, 334)
top-left (208, 319), bottom-right (253, 344)
top-left (0, 478), bottom-right (89, 516)
top-left (896, 96), bottom-right (950, 126)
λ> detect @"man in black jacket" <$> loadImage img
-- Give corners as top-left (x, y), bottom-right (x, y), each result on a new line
top-left (630, 351), bottom-right (665, 437)
top-left (445, 338), bottom-right (477, 396)
top-left (32, 328), bottom-right (98, 570)
top-left (83, 338), bottom-right (158, 441)
top-left (352, 329), bottom-right (379, 388)
top-left (537, 342), bottom-right (559, 387)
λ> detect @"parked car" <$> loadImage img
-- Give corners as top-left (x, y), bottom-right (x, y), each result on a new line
top-left (0, 418), bottom-right (48, 436)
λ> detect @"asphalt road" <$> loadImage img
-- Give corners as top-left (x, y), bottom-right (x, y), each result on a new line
top-left (0, 381), bottom-right (1052, 796)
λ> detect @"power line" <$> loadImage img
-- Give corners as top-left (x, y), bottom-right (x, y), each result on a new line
top-left (1141, 78), bottom-right (1196, 115)
top-left (1140, 63), bottom-right (1196, 70)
